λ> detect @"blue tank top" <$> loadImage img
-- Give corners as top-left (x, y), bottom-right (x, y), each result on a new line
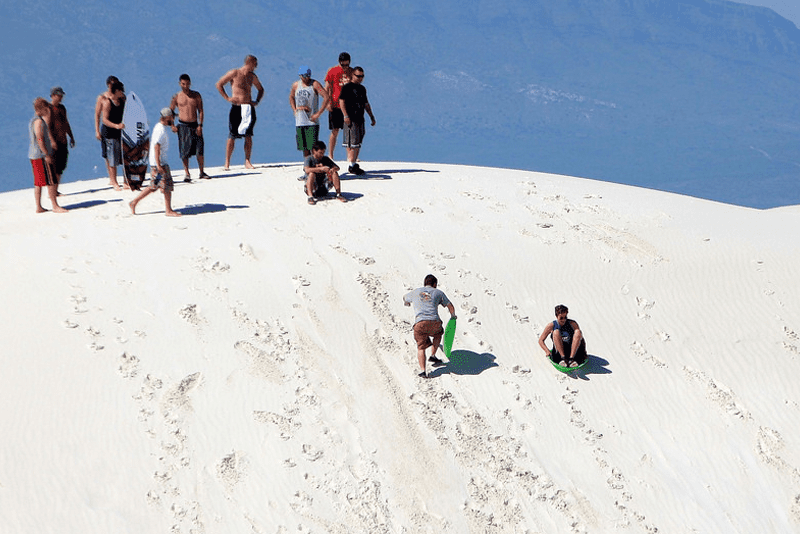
top-left (552, 319), bottom-right (575, 345)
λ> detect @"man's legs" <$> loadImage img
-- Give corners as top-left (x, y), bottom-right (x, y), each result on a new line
top-left (244, 136), bottom-right (254, 169)
top-left (47, 184), bottom-right (67, 213)
top-left (129, 187), bottom-right (154, 214)
top-left (224, 138), bottom-right (235, 170)
top-left (328, 170), bottom-right (347, 202)
top-left (34, 186), bottom-right (45, 213)
top-left (182, 157), bottom-right (191, 178)
top-left (164, 190), bottom-right (181, 217)
top-left (328, 128), bottom-right (339, 160)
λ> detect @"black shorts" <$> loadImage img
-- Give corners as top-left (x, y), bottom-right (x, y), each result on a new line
top-left (229, 104), bottom-right (256, 139)
top-left (328, 107), bottom-right (344, 130)
top-left (53, 144), bottom-right (69, 175)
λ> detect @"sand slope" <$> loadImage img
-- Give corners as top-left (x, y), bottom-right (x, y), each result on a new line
top-left (1, 162), bottom-right (799, 533)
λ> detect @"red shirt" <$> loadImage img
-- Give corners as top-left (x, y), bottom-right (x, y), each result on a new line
top-left (325, 66), bottom-right (351, 109)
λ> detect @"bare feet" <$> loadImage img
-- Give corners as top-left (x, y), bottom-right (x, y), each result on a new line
top-left (244, 160), bottom-right (255, 169)
top-left (111, 182), bottom-right (122, 191)
top-left (52, 206), bottom-right (68, 213)
top-left (166, 210), bottom-right (182, 217)
top-left (36, 207), bottom-right (47, 213)
top-left (129, 200), bottom-right (138, 215)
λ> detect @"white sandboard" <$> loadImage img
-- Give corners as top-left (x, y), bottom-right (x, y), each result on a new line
top-left (121, 91), bottom-right (150, 185)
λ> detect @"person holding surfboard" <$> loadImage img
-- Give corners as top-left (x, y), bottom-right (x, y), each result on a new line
top-left (99, 81), bottom-right (127, 191)
top-left (403, 274), bottom-right (457, 378)
top-left (538, 304), bottom-right (587, 368)
top-left (216, 55), bottom-right (264, 171)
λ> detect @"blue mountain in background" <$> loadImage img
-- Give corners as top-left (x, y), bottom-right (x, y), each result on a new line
top-left (2, 0), bottom-right (799, 208)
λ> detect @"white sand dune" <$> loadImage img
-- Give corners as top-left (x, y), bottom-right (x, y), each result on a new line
top-left (1, 162), bottom-right (799, 533)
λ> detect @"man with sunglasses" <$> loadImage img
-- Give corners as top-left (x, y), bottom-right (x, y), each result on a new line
top-left (324, 52), bottom-right (352, 161)
top-left (538, 304), bottom-right (587, 368)
top-left (339, 66), bottom-right (376, 175)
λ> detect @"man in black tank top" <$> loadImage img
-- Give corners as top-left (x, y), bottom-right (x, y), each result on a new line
top-left (538, 304), bottom-right (587, 367)
top-left (100, 81), bottom-right (126, 190)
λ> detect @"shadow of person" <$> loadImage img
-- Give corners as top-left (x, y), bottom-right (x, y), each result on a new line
top-left (573, 355), bottom-right (612, 381)
top-left (428, 350), bottom-right (498, 377)
top-left (177, 203), bottom-right (249, 216)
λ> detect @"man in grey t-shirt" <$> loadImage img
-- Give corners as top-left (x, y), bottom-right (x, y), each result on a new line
top-left (403, 274), bottom-right (456, 378)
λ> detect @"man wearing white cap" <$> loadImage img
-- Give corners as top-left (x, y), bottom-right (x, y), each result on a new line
top-left (129, 108), bottom-right (181, 217)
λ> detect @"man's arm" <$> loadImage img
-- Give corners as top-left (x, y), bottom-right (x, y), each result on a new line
top-left (154, 142), bottom-right (164, 174)
top-left (311, 81), bottom-right (330, 122)
top-left (252, 74), bottom-right (264, 106)
top-left (365, 102), bottom-right (376, 126)
top-left (216, 69), bottom-right (235, 101)
top-left (196, 93), bottom-right (204, 135)
top-left (94, 95), bottom-right (104, 139)
top-left (339, 96), bottom-right (349, 125)
top-left (289, 82), bottom-right (301, 112)
top-left (538, 323), bottom-right (555, 356)
top-left (169, 93), bottom-right (178, 115)
top-left (34, 119), bottom-right (53, 164)
top-left (64, 108), bottom-right (75, 147)
top-left (445, 302), bottom-right (456, 319)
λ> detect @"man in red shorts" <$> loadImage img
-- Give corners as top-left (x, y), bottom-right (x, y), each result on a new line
top-left (403, 274), bottom-right (457, 378)
top-left (29, 97), bottom-right (67, 213)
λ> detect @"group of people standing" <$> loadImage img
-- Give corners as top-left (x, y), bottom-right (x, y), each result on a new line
top-left (27, 51), bottom-right (375, 214)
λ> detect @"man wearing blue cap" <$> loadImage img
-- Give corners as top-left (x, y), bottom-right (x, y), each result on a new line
top-left (290, 66), bottom-right (330, 162)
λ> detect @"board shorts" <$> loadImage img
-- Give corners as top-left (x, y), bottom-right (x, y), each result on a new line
top-left (149, 164), bottom-right (174, 192)
top-left (413, 319), bottom-right (444, 350)
top-left (178, 122), bottom-right (204, 159)
top-left (549, 339), bottom-right (587, 364)
top-left (343, 121), bottom-right (365, 148)
top-left (31, 158), bottom-right (56, 187)
top-left (99, 138), bottom-right (107, 159)
top-left (306, 174), bottom-right (331, 198)
top-left (53, 144), bottom-right (69, 176)
top-left (296, 125), bottom-right (320, 152)
top-left (229, 104), bottom-right (256, 139)
top-left (328, 107), bottom-right (344, 130)
top-left (104, 137), bottom-right (123, 166)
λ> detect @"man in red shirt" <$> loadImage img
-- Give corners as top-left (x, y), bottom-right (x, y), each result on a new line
top-left (324, 52), bottom-right (352, 161)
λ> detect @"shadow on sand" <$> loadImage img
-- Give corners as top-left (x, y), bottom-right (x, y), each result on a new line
top-left (178, 203), bottom-right (249, 216)
top-left (428, 350), bottom-right (498, 377)
top-left (62, 198), bottom-right (123, 210)
top-left (568, 355), bottom-right (611, 381)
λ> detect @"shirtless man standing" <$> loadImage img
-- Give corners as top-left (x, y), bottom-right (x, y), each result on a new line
top-left (94, 76), bottom-right (119, 169)
top-left (48, 86), bottom-right (75, 192)
top-left (216, 55), bottom-right (264, 170)
top-left (170, 74), bottom-right (209, 181)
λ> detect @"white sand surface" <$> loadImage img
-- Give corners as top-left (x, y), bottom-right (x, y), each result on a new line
top-left (1, 162), bottom-right (799, 533)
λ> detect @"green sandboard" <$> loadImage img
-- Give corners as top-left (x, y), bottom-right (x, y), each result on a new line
top-left (443, 318), bottom-right (457, 360)
top-left (549, 353), bottom-right (588, 373)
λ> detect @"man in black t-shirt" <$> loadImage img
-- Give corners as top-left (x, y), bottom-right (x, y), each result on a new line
top-left (303, 141), bottom-right (348, 205)
top-left (338, 67), bottom-right (376, 175)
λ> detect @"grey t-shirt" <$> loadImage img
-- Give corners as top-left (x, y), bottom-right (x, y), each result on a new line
top-left (404, 286), bottom-right (451, 324)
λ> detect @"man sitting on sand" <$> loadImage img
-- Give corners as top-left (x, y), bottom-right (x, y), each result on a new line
top-left (129, 108), bottom-right (181, 217)
top-left (403, 274), bottom-right (457, 378)
top-left (538, 304), bottom-right (587, 367)
top-left (303, 141), bottom-right (347, 205)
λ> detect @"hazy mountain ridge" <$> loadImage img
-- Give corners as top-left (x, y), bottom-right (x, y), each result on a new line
top-left (2, 0), bottom-right (799, 207)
